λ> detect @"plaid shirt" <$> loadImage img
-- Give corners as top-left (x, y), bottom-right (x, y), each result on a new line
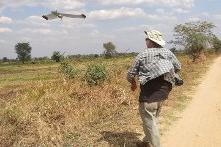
top-left (127, 48), bottom-right (181, 86)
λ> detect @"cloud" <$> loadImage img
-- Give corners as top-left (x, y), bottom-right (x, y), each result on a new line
top-left (201, 12), bottom-right (209, 17)
top-left (61, 22), bottom-right (96, 29)
top-left (116, 24), bottom-right (173, 34)
top-left (88, 29), bottom-right (114, 39)
top-left (0, 39), bottom-right (6, 43)
top-left (187, 17), bottom-right (201, 22)
top-left (88, 7), bottom-right (146, 20)
top-left (146, 14), bottom-right (177, 22)
top-left (25, 15), bottom-right (49, 27)
top-left (0, 27), bottom-right (12, 33)
top-left (43, 0), bottom-right (85, 10)
top-left (19, 28), bottom-right (52, 34)
top-left (27, 16), bottom-right (43, 22)
top-left (95, 0), bottom-right (195, 8)
top-left (0, 16), bottom-right (13, 24)
top-left (18, 28), bottom-right (69, 36)
top-left (213, 14), bottom-right (221, 20)
top-left (0, 0), bottom-right (85, 10)
top-left (0, 0), bottom-right (31, 9)
top-left (174, 8), bottom-right (190, 14)
top-left (155, 8), bottom-right (189, 16)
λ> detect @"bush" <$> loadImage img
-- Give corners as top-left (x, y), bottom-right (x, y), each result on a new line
top-left (2, 57), bottom-right (8, 62)
top-left (59, 62), bottom-right (77, 79)
top-left (51, 51), bottom-right (64, 62)
top-left (85, 64), bottom-right (107, 86)
top-left (212, 36), bottom-right (221, 53)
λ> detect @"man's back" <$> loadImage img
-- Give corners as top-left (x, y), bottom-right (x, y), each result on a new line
top-left (128, 48), bottom-right (181, 85)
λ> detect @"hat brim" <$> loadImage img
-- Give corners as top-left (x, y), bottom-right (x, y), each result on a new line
top-left (144, 31), bottom-right (166, 46)
top-left (148, 38), bottom-right (165, 46)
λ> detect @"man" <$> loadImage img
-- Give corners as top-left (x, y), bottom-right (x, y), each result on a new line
top-left (127, 30), bottom-right (181, 147)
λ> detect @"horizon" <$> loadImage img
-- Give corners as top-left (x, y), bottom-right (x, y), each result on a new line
top-left (0, 0), bottom-right (221, 59)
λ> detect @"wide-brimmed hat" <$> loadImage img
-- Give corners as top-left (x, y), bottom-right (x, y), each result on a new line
top-left (144, 30), bottom-right (165, 46)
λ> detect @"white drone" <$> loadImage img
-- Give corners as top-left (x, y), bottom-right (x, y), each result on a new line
top-left (42, 11), bottom-right (86, 20)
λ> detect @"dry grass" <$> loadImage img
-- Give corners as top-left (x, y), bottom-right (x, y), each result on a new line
top-left (0, 54), bottom-right (218, 146)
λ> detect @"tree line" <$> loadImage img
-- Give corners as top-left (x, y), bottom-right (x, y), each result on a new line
top-left (1, 21), bottom-right (221, 64)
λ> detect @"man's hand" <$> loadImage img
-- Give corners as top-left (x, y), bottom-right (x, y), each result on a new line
top-left (131, 81), bottom-right (137, 91)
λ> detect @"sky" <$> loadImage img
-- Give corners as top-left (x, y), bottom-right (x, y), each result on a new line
top-left (0, 0), bottom-right (221, 59)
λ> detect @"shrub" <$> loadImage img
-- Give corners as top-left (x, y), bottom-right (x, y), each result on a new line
top-left (212, 36), bottom-right (221, 53)
top-left (84, 64), bottom-right (107, 86)
top-left (51, 51), bottom-right (64, 62)
top-left (2, 57), bottom-right (8, 62)
top-left (59, 62), bottom-right (77, 79)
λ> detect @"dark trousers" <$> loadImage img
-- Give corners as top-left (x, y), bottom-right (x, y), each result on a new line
top-left (139, 76), bottom-right (172, 103)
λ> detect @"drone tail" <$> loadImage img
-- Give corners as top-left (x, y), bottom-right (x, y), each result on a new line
top-left (42, 15), bottom-right (48, 20)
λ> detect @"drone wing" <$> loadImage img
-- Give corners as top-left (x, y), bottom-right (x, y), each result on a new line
top-left (60, 13), bottom-right (86, 19)
top-left (42, 13), bottom-right (57, 20)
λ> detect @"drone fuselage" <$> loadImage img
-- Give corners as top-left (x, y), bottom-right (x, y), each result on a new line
top-left (51, 11), bottom-right (63, 19)
top-left (42, 11), bottom-right (86, 20)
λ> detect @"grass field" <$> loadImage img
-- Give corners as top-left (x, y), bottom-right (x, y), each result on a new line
top-left (0, 54), bottom-right (217, 146)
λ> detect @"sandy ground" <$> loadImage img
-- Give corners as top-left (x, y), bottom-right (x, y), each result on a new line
top-left (162, 56), bottom-right (221, 147)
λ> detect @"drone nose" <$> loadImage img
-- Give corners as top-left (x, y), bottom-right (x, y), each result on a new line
top-left (42, 15), bottom-right (48, 20)
top-left (81, 14), bottom-right (86, 18)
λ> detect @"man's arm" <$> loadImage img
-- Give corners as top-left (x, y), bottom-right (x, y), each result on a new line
top-left (168, 50), bottom-right (181, 72)
top-left (127, 55), bottom-right (140, 91)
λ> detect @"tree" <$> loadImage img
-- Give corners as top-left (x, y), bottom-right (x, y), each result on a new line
top-left (15, 42), bottom-right (32, 63)
top-left (212, 36), bottom-right (221, 53)
top-left (2, 57), bottom-right (8, 62)
top-left (51, 51), bottom-right (64, 62)
top-left (103, 42), bottom-right (117, 58)
top-left (172, 21), bottom-right (216, 62)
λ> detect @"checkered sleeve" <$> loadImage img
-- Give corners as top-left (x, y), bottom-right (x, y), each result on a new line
top-left (168, 50), bottom-right (181, 72)
top-left (127, 54), bottom-right (140, 83)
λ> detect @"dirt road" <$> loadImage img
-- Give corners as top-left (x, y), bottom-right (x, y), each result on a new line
top-left (162, 56), bottom-right (221, 147)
